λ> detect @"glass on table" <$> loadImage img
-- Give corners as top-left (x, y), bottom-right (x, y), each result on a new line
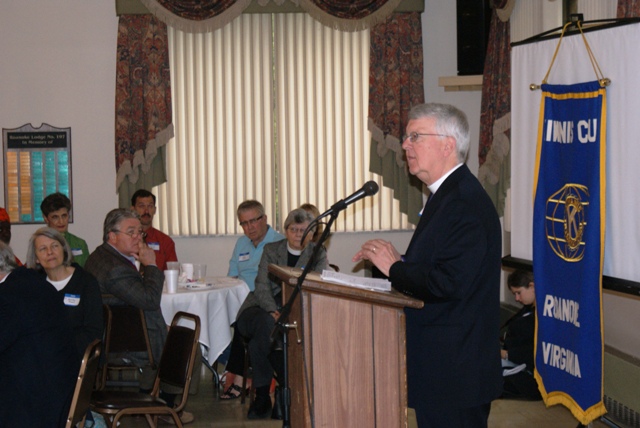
top-left (193, 264), bottom-right (207, 283)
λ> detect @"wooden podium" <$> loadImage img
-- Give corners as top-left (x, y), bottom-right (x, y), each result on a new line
top-left (269, 265), bottom-right (423, 428)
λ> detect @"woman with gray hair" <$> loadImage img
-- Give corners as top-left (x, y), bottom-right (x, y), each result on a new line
top-left (237, 208), bottom-right (327, 419)
top-left (26, 227), bottom-right (103, 359)
top-left (0, 241), bottom-right (79, 427)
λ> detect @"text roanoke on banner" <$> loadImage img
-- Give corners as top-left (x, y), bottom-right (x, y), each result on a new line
top-left (532, 80), bottom-right (607, 425)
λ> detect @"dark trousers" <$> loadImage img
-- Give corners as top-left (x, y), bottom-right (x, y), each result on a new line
top-left (224, 328), bottom-right (246, 376)
top-left (416, 402), bottom-right (491, 428)
top-left (236, 306), bottom-right (280, 389)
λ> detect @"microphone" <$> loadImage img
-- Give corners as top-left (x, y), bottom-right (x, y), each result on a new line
top-left (318, 181), bottom-right (379, 219)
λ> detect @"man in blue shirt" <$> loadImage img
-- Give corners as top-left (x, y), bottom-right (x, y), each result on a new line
top-left (221, 200), bottom-right (284, 406)
top-left (227, 200), bottom-right (284, 291)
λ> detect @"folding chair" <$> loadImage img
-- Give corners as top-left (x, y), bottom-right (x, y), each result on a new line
top-left (100, 304), bottom-right (155, 388)
top-left (91, 312), bottom-right (201, 427)
top-left (65, 339), bottom-right (102, 428)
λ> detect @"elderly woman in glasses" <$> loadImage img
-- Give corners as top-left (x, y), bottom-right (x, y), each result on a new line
top-left (26, 227), bottom-right (103, 359)
top-left (224, 208), bottom-right (327, 419)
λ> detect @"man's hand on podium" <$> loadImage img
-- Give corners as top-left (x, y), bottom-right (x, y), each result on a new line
top-left (352, 239), bottom-right (401, 277)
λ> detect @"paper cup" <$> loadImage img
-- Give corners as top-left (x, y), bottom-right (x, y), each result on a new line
top-left (181, 263), bottom-right (194, 281)
top-left (165, 269), bottom-right (179, 293)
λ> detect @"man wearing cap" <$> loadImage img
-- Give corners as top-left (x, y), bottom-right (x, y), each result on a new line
top-left (0, 208), bottom-right (23, 266)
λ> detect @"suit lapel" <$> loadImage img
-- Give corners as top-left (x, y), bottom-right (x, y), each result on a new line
top-left (405, 165), bottom-right (470, 255)
top-left (102, 243), bottom-right (138, 270)
top-left (275, 241), bottom-right (289, 266)
top-left (298, 243), bottom-right (316, 268)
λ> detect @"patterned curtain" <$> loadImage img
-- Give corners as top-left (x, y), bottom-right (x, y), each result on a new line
top-left (139, 0), bottom-right (251, 33)
top-left (477, 0), bottom-right (512, 217)
top-left (115, 15), bottom-right (173, 206)
top-left (368, 12), bottom-right (424, 225)
top-left (139, 0), bottom-right (402, 32)
top-left (617, 0), bottom-right (640, 17)
top-left (298, 0), bottom-right (404, 31)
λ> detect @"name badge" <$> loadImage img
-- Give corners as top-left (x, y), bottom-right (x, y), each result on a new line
top-left (64, 294), bottom-right (81, 306)
top-left (71, 248), bottom-right (83, 256)
top-left (148, 242), bottom-right (160, 251)
top-left (238, 252), bottom-right (250, 262)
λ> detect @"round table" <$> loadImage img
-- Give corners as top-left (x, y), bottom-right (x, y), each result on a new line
top-left (160, 276), bottom-right (249, 365)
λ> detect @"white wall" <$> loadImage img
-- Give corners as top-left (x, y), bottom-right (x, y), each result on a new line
top-left (0, 0), bottom-right (480, 278)
top-left (0, 1), bottom-right (119, 259)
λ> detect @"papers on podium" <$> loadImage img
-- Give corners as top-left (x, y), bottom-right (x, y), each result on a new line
top-left (320, 269), bottom-right (391, 292)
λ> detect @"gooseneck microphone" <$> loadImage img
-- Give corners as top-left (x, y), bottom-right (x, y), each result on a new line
top-left (317, 181), bottom-right (380, 220)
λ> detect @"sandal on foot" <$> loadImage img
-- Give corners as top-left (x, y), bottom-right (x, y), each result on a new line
top-left (220, 384), bottom-right (243, 400)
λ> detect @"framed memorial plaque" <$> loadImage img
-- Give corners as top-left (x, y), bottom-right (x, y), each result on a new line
top-left (2, 123), bottom-right (72, 224)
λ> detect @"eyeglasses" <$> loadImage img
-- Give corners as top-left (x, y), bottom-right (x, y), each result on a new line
top-left (239, 215), bottom-right (264, 228)
top-left (402, 132), bottom-right (450, 143)
top-left (114, 229), bottom-right (146, 239)
top-left (287, 227), bottom-right (306, 235)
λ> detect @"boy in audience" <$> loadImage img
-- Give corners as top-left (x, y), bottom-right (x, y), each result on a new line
top-left (501, 269), bottom-right (541, 400)
top-left (41, 192), bottom-right (90, 267)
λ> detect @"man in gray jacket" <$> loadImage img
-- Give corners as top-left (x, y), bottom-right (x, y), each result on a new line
top-left (85, 208), bottom-right (165, 384)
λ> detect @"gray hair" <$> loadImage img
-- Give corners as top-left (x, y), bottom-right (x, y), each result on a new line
top-left (237, 200), bottom-right (265, 219)
top-left (408, 103), bottom-right (470, 163)
top-left (26, 227), bottom-right (73, 270)
top-left (283, 208), bottom-right (315, 231)
top-left (0, 241), bottom-right (18, 275)
top-left (103, 208), bottom-right (139, 242)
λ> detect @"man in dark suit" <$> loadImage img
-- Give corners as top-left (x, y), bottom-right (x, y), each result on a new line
top-left (0, 242), bottom-right (79, 427)
top-left (353, 103), bottom-right (502, 427)
top-left (85, 208), bottom-right (166, 384)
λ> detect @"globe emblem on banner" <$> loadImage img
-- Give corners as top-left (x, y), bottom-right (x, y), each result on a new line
top-left (545, 184), bottom-right (589, 262)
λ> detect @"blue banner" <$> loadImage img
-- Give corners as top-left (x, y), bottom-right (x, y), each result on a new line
top-left (532, 80), bottom-right (607, 424)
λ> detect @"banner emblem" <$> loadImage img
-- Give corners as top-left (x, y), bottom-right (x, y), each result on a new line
top-left (546, 184), bottom-right (588, 262)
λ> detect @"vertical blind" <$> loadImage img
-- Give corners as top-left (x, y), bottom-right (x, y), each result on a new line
top-left (156, 13), bottom-right (409, 236)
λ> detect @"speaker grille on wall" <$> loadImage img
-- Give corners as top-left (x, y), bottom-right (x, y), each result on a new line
top-left (456, 0), bottom-right (492, 76)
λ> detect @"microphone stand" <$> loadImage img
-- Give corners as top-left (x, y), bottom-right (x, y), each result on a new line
top-left (272, 210), bottom-right (339, 428)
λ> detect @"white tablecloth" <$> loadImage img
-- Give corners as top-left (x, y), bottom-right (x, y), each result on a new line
top-left (160, 277), bottom-right (249, 365)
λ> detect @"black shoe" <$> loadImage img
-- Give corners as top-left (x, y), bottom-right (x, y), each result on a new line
top-left (247, 394), bottom-right (272, 419)
top-left (271, 387), bottom-right (283, 420)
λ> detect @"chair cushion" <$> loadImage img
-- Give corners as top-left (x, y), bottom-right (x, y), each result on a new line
top-left (91, 391), bottom-right (168, 410)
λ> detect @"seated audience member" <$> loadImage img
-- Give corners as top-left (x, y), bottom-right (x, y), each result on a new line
top-left (299, 202), bottom-right (338, 271)
top-left (221, 200), bottom-right (284, 399)
top-left (84, 208), bottom-right (193, 424)
top-left (84, 210), bottom-right (165, 379)
top-left (0, 241), bottom-right (79, 427)
top-left (26, 227), bottom-right (103, 359)
top-left (131, 189), bottom-right (178, 271)
top-left (40, 192), bottom-right (91, 267)
top-left (501, 269), bottom-right (542, 400)
top-left (299, 203), bottom-right (322, 242)
top-left (234, 208), bottom-right (327, 419)
top-left (0, 207), bottom-right (23, 265)
top-left (228, 200), bottom-right (285, 291)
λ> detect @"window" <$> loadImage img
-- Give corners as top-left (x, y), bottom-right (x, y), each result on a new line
top-left (156, 13), bottom-right (409, 236)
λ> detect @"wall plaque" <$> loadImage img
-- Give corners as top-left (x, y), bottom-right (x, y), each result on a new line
top-left (2, 123), bottom-right (72, 223)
